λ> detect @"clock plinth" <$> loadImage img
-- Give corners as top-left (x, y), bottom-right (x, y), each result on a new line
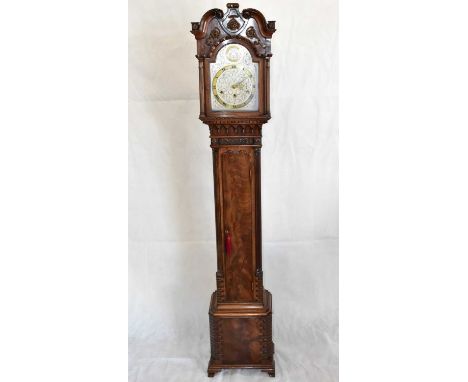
top-left (208, 290), bottom-right (274, 377)
top-left (191, 3), bottom-right (276, 377)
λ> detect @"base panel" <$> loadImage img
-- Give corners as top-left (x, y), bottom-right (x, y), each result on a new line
top-left (208, 290), bottom-right (275, 377)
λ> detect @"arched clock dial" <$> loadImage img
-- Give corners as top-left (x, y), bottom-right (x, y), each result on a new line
top-left (210, 44), bottom-right (258, 111)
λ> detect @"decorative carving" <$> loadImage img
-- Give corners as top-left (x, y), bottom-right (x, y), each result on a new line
top-left (254, 269), bottom-right (264, 303)
top-left (214, 9), bottom-right (224, 19)
top-left (209, 124), bottom-right (262, 138)
top-left (227, 17), bottom-right (241, 31)
top-left (205, 27), bottom-right (221, 46)
top-left (207, 34), bottom-right (267, 57)
top-left (218, 319), bottom-right (224, 360)
top-left (190, 8), bottom-right (224, 39)
top-left (216, 271), bottom-right (226, 302)
top-left (242, 8), bottom-right (276, 38)
top-left (230, 137), bottom-right (250, 145)
top-left (210, 124), bottom-right (262, 137)
top-left (192, 4), bottom-right (275, 58)
top-left (211, 137), bottom-right (262, 146)
top-left (246, 26), bottom-right (260, 44)
top-left (209, 315), bottom-right (217, 359)
top-left (209, 315), bottom-right (224, 361)
top-left (258, 315), bottom-right (273, 361)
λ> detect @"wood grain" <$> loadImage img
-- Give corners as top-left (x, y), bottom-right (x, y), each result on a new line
top-left (221, 148), bottom-right (254, 301)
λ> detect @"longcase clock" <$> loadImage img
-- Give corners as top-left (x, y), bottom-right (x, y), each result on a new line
top-left (190, 3), bottom-right (276, 377)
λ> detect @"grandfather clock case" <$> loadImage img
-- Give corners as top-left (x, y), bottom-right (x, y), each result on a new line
top-left (191, 3), bottom-right (276, 377)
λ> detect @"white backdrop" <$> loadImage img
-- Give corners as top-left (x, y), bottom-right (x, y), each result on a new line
top-left (129, 1), bottom-right (338, 381)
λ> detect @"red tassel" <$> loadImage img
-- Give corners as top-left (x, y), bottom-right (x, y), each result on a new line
top-left (225, 230), bottom-right (232, 257)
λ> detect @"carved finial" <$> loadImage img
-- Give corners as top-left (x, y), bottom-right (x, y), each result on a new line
top-left (227, 3), bottom-right (239, 9)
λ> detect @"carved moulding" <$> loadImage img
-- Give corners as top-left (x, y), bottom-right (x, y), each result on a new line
top-left (216, 271), bottom-right (226, 302)
top-left (207, 118), bottom-right (263, 131)
top-left (198, 30), bottom-right (271, 59)
top-left (209, 124), bottom-right (263, 137)
top-left (254, 269), bottom-right (264, 303)
top-left (207, 34), bottom-right (270, 58)
top-left (190, 8), bottom-right (224, 40)
top-left (191, 4), bottom-right (275, 59)
top-left (242, 8), bottom-right (276, 37)
top-left (191, 5), bottom-right (276, 40)
top-left (211, 137), bottom-right (262, 147)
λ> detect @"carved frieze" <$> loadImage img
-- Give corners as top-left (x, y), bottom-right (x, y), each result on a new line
top-left (209, 124), bottom-right (262, 137)
top-left (211, 137), bottom-right (262, 146)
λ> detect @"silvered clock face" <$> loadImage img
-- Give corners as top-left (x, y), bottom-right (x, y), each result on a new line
top-left (212, 64), bottom-right (255, 109)
top-left (210, 44), bottom-right (258, 111)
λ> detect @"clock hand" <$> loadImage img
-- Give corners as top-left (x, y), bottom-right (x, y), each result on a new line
top-left (231, 76), bottom-right (248, 89)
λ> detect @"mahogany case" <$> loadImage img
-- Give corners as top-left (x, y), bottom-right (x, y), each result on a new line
top-left (190, 3), bottom-right (276, 377)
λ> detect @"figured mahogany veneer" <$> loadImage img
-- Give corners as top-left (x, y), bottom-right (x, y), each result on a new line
top-left (191, 3), bottom-right (276, 377)
top-left (208, 290), bottom-right (274, 377)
